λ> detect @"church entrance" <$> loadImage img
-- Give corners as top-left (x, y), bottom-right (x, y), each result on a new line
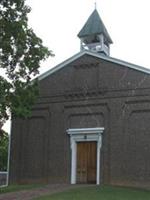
top-left (67, 127), bottom-right (104, 185)
top-left (76, 141), bottom-right (97, 184)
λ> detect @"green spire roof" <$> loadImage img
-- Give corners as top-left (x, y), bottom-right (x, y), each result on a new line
top-left (78, 9), bottom-right (113, 44)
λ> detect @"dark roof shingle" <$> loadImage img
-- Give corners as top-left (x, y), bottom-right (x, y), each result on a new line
top-left (78, 9), bottom-right (113, 43)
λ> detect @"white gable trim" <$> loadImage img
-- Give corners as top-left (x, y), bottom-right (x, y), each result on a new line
top-left (38, 50), bottom-right (150, 81)
top-left (38, 51), bottom-right (85, 81)
top-left (87, 51), bottom-right (150, 74)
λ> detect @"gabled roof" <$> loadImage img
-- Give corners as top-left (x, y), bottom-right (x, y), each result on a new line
top-left (38, 51), bottom-right (150, 81)
top-left (78, 9), bottom-right (113, 44)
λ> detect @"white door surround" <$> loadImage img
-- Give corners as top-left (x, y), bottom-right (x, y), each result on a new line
top-left (67, 127), bottom-right (104, 185)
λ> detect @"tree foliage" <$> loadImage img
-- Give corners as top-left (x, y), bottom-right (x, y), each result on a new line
top-left (0, 129), bottom-right (9, 171)
top-left (0, 0), bottom-right (52, 126)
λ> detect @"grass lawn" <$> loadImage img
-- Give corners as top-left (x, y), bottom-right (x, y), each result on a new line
top-left (34, 185), bottom-right (150, 200)
top-left (0, 184), bottom-right (44, 194)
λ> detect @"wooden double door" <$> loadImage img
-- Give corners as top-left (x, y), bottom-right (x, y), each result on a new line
top-left (76, 141), bottom-right (97, 184)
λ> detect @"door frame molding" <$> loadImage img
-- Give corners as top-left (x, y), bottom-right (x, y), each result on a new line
top-left (67, 127), bottom-right (104, 185)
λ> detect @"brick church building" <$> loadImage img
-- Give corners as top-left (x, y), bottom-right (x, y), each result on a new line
top-left (9, 9), bottom-right (150, 188)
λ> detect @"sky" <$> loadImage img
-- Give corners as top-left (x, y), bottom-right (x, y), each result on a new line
top-left (26, 0), bottom-right (150, 70)
top-left (3, 0), bottom-right (150, 132)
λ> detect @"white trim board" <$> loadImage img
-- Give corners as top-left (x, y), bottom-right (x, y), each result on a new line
top-left (67, 127), bottom-right (104, 135)
top-left (0, 172), bottom-right (8, 174)
top-left (67, 127), bottom-right (104, 185)
top-left (38, 50), bottom-right (150, 81)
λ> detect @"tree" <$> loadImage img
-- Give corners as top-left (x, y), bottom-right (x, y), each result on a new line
top-left (0, 0), bottom-right (53, 128)
top-left (0, 129), bottom-right (9, 171)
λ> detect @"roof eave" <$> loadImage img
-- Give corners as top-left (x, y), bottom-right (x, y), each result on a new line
top-left (78, 32), bottom-right (113, 44)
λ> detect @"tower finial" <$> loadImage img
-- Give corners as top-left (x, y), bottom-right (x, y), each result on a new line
top-left (94, 1), bottom-right (97, 9)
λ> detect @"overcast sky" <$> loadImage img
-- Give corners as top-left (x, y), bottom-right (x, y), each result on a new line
top-left (3, 0), bottom-right (150, 132)
top-left (26, 0), bottom-right (150, 71)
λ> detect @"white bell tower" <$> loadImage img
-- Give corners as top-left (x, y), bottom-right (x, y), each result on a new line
top-left (78, 9), bottom-right (113, 56)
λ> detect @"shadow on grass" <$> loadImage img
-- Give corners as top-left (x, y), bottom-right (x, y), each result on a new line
top-left (34, 185), bottom-right (150, 200)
